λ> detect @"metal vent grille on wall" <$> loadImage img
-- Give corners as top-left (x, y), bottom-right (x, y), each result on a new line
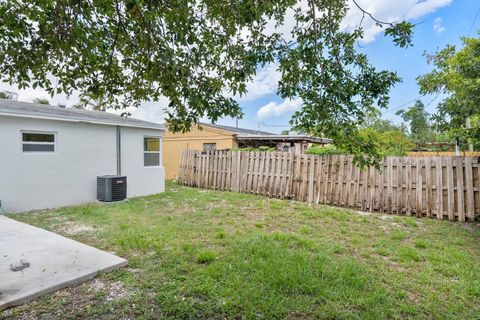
top-left (97, 175), bottom-right (127, 202)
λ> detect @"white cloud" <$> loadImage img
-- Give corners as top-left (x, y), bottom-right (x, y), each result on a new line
top-left (341, 0), bottom-right (452, 43)
top-left (126, 99), bottom-right (167, 124)
top-left (406, 0), bottom-right (452, 19)
top-left (0, 81), bottom-right (166, 123)
top-left (0, 81), bottom-right (79, 106)
top-left (260, 0), bottom-right (452, 45)
top-left (246, 0), bottom-right (453, 105)
top-left (433, 17), bottom-right (446, 35)
top-left (263, 2), bottom-right (309, 42)
top-left (236, 63), bottom-right (281, 101)
top-left (256, 98), bottom-right (302, 119)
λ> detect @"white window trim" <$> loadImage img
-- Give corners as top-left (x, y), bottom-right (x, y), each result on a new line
top-left (143, 135), bottom-right (162, 168)
top-left (21, 130), bottom-right (57, 154)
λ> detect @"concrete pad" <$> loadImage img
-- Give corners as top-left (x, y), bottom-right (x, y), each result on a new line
top-left (0, 216), bottom-right (127, 310)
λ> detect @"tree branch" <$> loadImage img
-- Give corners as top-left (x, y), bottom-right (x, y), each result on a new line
top-left (351, 0), bottom-right (397, 27)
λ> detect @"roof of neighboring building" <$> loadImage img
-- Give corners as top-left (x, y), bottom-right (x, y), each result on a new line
top-left (236, 134), bottom-right (332, 144)
top-left (198, 122), bottom-right (273, 136)
top-left (0, 99), bottom-right (164, 130)
top-left (198, 122), bottom-right (331, 144)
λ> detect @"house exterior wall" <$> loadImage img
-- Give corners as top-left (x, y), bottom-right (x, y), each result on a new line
top-left (120, 126), bottom-right (165, 197)
top-left (163, 125), bottom-right (235, 179)
top-left (0, 116), bottom-right (164, 213)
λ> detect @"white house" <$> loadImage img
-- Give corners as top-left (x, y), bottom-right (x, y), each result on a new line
top-left (0, 100), bottom-right (165, 213)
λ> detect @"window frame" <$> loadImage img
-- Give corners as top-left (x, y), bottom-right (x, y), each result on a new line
top-left (143, 135), bottom-right (162, 168)
top-left (21, 130), bottom-right (56, 154)
top-left (203, 143), bottom-right (217, 152)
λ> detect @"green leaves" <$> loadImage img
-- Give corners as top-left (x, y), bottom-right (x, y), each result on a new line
top-left (417, 36), bottom-right (480, 148)
top-left (276, 1), bottom-right (402, 167)
top-left (384, 21), bottom-right (414, 48)
top-left (0, 0), bottom-right (414, 164)
top-left (0, 91), bottom-right (17, 100)
top-left (32, 98), bottom-right (50, 105)
top-left (396, 100), bottom-right (434, 147)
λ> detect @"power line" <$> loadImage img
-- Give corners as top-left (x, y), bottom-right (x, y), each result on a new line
top-left (383, 93), bottom-right (441, 118)
top-left (468, 5), bottom-right (480, 36)
top-left (258, 121), bottom-right (292, 128)
top-left (424, 93), bottom-right (441, 110)
top-left (382, 97), bottom-right (420, 115)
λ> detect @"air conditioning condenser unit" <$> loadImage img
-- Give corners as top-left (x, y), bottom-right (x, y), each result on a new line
top-left (97, 175), bottom-right (127, 202)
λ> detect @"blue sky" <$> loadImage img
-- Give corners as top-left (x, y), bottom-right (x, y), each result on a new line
top-left (222, 0), bottom-right (479, 133)
top-left (0, 0), bottom-right (477, 133)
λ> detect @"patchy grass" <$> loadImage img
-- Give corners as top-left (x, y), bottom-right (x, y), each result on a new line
top-left (2, 181), bottom-right (480, 319)
top-left (195, 250), bottom-right (217, 264)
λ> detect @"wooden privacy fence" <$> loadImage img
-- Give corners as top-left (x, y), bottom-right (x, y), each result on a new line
top-left (177, 150), bottom-right (480, 222)
top-left (407, 151), bottom-right (480, 157)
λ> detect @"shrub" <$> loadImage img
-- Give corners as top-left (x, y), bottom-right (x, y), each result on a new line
top-left (305, 129), bottom-right (414, 157)
top-left (233, 146), bottom-right (276, 152)
top-left (305, 145), bottom-right (346, 155)
top-left (358, 128), bottom-right (414, 157)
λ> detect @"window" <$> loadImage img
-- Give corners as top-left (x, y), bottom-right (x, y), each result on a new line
top-left (203, 143), bottom-right (216, 152)
top-left (144, 137), bottom-right (160, 167)
top-left (22, 132), bottom-right (55, 153)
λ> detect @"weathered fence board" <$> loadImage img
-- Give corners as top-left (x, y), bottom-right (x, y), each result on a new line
top-left (177, 151), bottom-right (480, 221)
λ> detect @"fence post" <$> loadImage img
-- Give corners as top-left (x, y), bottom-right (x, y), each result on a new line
top-left (387, 158), bottom-right (393, 215)
top-left (416, 157), bottom-right (423, 217)
top-left (425, 157), bottom-right (432, 217)
top-left (465, 157), bottom-right (474, 220)
top-left (446, 157), bottom-right (455, 221)
top-left (456, 156), bottom-right (465, 222)
top-left (435, 157), bottom-right (443, 219)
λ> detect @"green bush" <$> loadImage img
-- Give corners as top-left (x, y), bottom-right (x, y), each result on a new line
top-left (305, 129), bottom-right (414, 157)
top-left (233, 146), bottom-right (276, 152)
top-left (305, 145), bottom-right (346, 155)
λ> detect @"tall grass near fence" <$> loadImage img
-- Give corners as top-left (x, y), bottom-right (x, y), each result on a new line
top-left (177, 150), bottom-right (480, 222)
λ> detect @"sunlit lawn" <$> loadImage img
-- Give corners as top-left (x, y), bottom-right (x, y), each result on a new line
top-left (3, 181), bottom-right (480, 319)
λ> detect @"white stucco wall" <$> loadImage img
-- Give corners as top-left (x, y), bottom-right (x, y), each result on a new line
top-left (0, 115), bottom-right (165, 213)
top-left (121, 126), bottom-right (165, 198)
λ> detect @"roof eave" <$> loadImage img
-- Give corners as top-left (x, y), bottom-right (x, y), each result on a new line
top-left (0, 112), bottom-right (165, 131)
top-left (198, 122), bottom-right (274, 136)
top-left (235, 135), bottom-right (332, 143)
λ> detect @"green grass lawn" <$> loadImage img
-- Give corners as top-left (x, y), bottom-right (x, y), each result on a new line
top-left (3, 181), bottom-right (480, 319)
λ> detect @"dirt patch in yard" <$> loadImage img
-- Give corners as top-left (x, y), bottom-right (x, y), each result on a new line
top-left (1, 278), bottom-right (131, 320)
top-left (88, 279), bottom-right (130, 301)
top-left (355, 210), bottom-right (372, 216)
top-left (459, 222), bottom-right (480, 233)
top-left (60, 222), bottom-right (96, 235)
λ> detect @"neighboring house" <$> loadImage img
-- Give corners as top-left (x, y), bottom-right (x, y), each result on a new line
top-left (163, 122), bottom-right (330, 179)
top-left (0, 100), bottom-right (165, 213)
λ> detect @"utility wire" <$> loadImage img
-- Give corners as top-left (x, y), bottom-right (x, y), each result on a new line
top-left (382, 97), bottom-right (421, 115)
top-left (424, 93), bottom-right (441, 110)
top-left (383, 93), bottom-right (441, 117)
top-left (468, 5), bottom-right (480, 36)
top-left (258, 121), bottom-right (292, 128)
top-left (384, 5), bottom-right (480, 118)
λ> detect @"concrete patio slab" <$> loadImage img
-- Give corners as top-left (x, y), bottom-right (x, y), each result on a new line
top-left (0, 215), bottom-right (127, 310)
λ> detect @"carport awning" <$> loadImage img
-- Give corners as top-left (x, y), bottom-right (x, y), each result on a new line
top-left (235, 134), bottom-right (331, 144)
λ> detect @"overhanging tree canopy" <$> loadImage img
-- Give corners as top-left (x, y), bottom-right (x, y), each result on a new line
top-left (0, 0), bottom-right (413, 165)
top-left (417, 36), bottom-right (480, 147)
